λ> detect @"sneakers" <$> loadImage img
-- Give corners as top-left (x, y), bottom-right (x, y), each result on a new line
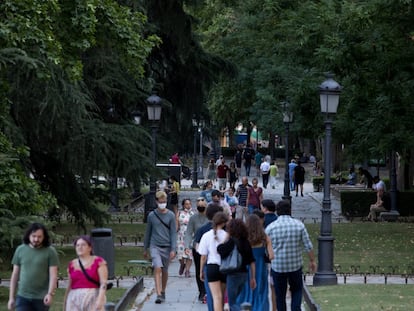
top-left (155, 295), bottom-right (162, 304)
top-left (155, 292), bottom-right (165, 304)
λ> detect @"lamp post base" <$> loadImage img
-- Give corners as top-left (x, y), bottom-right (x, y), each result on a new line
top-left (282, 195), bottom-right (291, 202)
top-left (191, 171), bottom-right (199, 188)
top-left (313, 272), bottom-right (338, 286)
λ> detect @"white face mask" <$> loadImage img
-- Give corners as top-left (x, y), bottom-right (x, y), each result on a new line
top-left (158, 203), bottom-right (167, 210)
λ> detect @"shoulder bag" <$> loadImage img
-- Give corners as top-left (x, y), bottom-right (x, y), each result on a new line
top-left (219, 240), bottom-right (242, 274)
top-left (78, 258), bottom-right (113, 290)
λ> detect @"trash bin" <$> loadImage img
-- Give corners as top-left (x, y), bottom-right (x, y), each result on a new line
top-left (144, 193), bottom-right (157, 223)
top-left (91, 228), bottom-right (115, 279)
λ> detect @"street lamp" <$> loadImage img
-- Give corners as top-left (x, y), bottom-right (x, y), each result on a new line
top-left (131, 110), bottom-right (142, 197)
top-left (199, 119), bottom-right (205, 178)
top-left (145, 93), bottom-right (162, 221)
top-left (191, 116), bottom-right (199, 188)
top-left (281, 101), bottom-right (293, 202)
top-left (313, 74), bottom-right (341, 286)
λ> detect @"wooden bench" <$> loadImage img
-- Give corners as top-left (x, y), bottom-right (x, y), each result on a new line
top-left (127, 259), bottom-right (153, 275)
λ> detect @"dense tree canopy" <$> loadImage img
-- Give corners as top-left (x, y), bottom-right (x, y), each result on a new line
top-left (187, 0), bottom-right (414, 184)
top-left (0, 0), bottom-right (413, 235)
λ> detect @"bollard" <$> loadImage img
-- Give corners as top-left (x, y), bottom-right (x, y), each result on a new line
top-left (241, 302), bottom-right (252, 311)
top-left (104, 302), bottom-right (116, 311)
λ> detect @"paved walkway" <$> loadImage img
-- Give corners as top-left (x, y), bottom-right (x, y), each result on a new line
top-left (134, 162), bottom-right (338, 310)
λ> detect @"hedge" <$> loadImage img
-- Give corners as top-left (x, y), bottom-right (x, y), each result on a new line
top-left (340, 191), bottom-right (414, 219)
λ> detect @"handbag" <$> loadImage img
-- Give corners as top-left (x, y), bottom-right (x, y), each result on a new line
top-left (219, 241), bottom-right (242, 274)
top-left (78, 258), bottom-right (113, 290)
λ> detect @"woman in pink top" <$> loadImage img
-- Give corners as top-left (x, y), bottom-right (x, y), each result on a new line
top-left (247, 177), bottom-right (263, 214)
top-left (64, 235), bottom-right (108, 311)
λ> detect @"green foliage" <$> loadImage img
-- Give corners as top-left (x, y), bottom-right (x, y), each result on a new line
top-left (340, 191), bottom-right (414, 218)
top-left (190, 0), bottom-right (414, 164)
top-left (0, 132), bottom-right (56, 216)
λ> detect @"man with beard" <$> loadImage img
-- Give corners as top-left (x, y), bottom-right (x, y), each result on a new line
top-left (8, 223), bottom-right (59, 311)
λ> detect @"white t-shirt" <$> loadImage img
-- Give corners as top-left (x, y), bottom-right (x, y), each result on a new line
top-left (260, 161), bottom-right (270, 173)
top-left (198, 229), bottom-right (227, 264)
top-left (374, 180), bottom-right (386, 191)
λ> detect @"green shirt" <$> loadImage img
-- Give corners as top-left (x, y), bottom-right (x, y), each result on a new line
top-left (270, 164), bottom-right (278, 177)
top-left (12, 244), bottom-right (59, 299)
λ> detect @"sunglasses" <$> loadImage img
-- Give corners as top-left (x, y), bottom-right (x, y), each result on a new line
top-left (197, 198), bottom-right (205, 201)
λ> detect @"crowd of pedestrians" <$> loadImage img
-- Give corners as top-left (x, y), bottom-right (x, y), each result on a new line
top-left (139, 148), bottom-right (317, 311)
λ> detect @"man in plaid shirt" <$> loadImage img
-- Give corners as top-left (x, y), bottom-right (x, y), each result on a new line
top-left (265, 200), bottom-right (316, 311)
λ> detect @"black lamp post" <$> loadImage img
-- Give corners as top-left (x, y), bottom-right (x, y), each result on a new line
top-left (146, 94), bottom-right (162, 215)
top-left (131, 110), bottom-right (142, 197)
top-left (191, 116), bottom-right (199, 188)
top-left (281, 101), bottom-right (293, 201)
top-left (199, 119), bottom-right (205, 178)
top-left (389, 151), bottom-right (399, 214)
top-left (313, 74), bottom-right (341, 286)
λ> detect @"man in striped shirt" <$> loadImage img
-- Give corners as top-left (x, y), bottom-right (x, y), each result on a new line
top-left (265, 200), bottom-right (316, 311)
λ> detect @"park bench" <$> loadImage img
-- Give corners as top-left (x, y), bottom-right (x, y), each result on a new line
top-left (331, 184), bottom-right (369, 198)
top-left (379, 210), bottom-right (400, 222)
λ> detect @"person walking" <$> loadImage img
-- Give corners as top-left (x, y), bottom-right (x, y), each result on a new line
top-left (238, 214), bottom-right (274, 311)
top-left (242, 145), bottom-right (254, 176)
top-left (198, 212), bottom-right (229, 311)
top-left (217, 219), bottom-right (256, 311)
top-left (207, 159), bottom-right (216, 181)
top-left (216, 159), bottom-right (230, 190)
top-left (235, 177), bottom-right (250, 220)
top-left (184, 198), bottom-right (209, 302)
top-left (176, 198), bottom-right (195, 277)
top-left (293, 161), bottom-right (305, 197)
top-left (8, 222), bottom-right (59, 311)
top-left (269, 161), bottom-right (279, 189)
top-left (234, 149), bottom-right (243, 177)
top-left (254, 151), bottom-right (263, 177)
top-left (265, 200), bottom-right (316, 311)
top-left (64, 235), bottom-right (109, 311)
top-left (200, 180), bottom-right (214, 203)
top-left (143, 191), bottom-right (177, 304)
top-left (247, 178), bottom-right (263, 214)
top-left (288, 159), bottom-right (297, 191)
top-left (168, 175), bottom-right (180, 216)
top-left (228, 161), bottom-right (239, 189)
top-left (260, 157), bottom-right (271, 189)
top-left (193, 204), bottom-right (224, 310)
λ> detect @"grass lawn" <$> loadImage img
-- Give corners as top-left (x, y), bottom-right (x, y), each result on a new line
top-left (305, 222), bottom-right (414, 274)
top-left (307, 284), bottom-right (414, 310)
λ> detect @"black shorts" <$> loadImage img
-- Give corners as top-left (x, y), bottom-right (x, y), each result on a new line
top-left (207, 264), bottom-right (227, 283)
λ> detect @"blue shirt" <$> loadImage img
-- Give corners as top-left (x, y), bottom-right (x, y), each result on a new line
top-left (264, 213), bottom-right (277, 228)
top-left (265, 215), bottom-right (313, 272)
